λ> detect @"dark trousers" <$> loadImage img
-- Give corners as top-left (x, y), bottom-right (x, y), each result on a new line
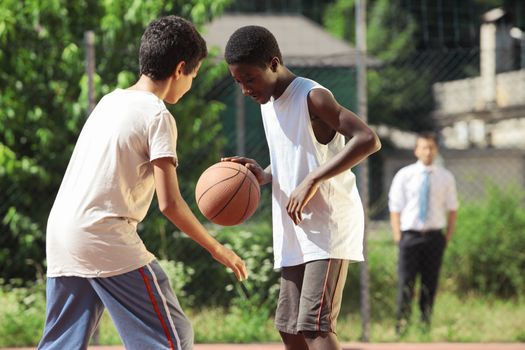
top-left (396, 230), bottom-right (446, 328)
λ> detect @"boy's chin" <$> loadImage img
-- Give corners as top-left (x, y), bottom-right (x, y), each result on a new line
top-left (254, 95), bottom-right (270, 104)
top-left (165, 96), bottom-right (180, 104)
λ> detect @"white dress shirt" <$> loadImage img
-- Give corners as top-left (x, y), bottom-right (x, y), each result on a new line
top-left (388, 160), bottom-right (458, 231)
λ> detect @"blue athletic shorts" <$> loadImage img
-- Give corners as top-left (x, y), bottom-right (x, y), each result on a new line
top-left (38, 260), bottom-right (193, 350)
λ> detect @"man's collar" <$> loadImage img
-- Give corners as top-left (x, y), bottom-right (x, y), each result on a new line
top-left (416, 160), bottom-right (435, 171)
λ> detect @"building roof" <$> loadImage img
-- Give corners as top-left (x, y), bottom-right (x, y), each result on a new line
top-left (203, 13), bottom-right (379, 67)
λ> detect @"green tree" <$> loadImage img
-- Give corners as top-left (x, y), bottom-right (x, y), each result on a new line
top-left (323, 0), bottom-right (433, 131)
top-left (0, 0), bottom-right (231, 281)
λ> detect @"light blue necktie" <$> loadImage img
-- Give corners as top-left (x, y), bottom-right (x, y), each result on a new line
top-left (418, 170), bottom-right (430, 223)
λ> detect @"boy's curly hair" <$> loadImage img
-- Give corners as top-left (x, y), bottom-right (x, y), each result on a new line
top-left (140, 15), bottom-right (207, 80)
top-left (225, 25), bottom-right (283, 68)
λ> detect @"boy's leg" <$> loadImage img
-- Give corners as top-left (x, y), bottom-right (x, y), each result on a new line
top-left (38, 276), bottom-right (104, 350)
top-left (89, 260), bottom-right (193, 350)
top-left (299, 259), bottom-right (349, 350)
top-left (275, 264), bottom-right (308, 350)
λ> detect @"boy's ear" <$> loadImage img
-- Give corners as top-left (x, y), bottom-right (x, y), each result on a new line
top-left (173, 61), bottom-right (186, 80)
top-left (270, 57), bottom-right (280, 72)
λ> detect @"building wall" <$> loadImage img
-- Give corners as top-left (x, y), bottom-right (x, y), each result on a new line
top-left (383, 149), bottom-right (525, 205)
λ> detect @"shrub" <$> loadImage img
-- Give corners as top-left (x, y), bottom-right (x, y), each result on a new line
top-left (444, 185), bottom-right (525, 297)
top-left (0, 279), bottom-right (46, 347)
top-left (342, 233), bottom-right (398, 320)
top-left (157, 218), bottom-right (279, 310)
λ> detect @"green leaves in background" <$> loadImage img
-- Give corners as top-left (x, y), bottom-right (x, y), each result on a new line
top-left (0, 0), bottom-right (231, 281)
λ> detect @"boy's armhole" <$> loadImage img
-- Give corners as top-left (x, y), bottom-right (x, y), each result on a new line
top-left (151, 154), bottom-right (179, 168)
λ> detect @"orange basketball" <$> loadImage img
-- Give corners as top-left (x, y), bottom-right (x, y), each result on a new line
top-left (195, 161), bottom-right (260, 226)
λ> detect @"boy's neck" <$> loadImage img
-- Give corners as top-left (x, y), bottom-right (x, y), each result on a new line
top-left (273, 67), bottom-right (296, 100)
top-left (128, 75), bottom-right (171, 100)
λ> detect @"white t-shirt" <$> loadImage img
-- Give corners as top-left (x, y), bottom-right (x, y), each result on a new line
top-left (388, 160), bottom-right (458, 231)
top-left (261, 77), bottom-right (365, 268)
top-left (46, 89), bottom-right (178, 277)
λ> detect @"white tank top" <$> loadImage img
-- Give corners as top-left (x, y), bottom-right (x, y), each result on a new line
top-left (261, 77), bottom-right (364, 268)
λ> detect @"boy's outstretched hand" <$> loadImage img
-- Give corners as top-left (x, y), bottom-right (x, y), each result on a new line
top-left (211, 244), bottom-right (248, 282)
top-left (221, 156), bottom-right (272, 186)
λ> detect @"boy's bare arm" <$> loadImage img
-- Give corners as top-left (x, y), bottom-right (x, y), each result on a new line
top-left (307, 88), bottom-right (381, 181)
top-left (152, 157), bottom-right (248, 281)
top-left (286, 89), bottom-right (381, 224)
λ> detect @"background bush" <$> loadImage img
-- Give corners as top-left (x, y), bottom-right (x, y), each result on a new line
top-left (444, 185), bottom-right (525, 297)
top-left (0, 279), bottom-right (46, 347)
top-left (2, 182), bottom-right (525, 346)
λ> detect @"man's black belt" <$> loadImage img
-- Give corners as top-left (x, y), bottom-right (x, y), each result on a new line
top-left (403, 229), bottom-right (442, 235)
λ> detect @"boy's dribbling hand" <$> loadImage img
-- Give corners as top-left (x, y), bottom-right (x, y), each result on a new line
top-left (221, 156), bottom-right (271, 185)
top-left (211, 244), bottom-right (248, 282)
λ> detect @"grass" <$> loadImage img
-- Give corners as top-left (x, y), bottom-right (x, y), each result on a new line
top-left (81, 291), bottom-right (525, 346)
top-left (1, 288), bottom-right (524, 346)
top-left (336, 292), bottom-right (525, 343)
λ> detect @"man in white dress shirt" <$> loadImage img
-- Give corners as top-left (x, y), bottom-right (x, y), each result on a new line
top-left (388, 132), bottom-right (458, 334)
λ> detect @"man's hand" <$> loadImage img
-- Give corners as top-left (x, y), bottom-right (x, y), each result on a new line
top-left (390, 212), bottom-right (402, 244)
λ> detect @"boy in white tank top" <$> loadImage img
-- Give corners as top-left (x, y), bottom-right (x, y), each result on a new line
top-left (224, 26), bottom-right (381, 350)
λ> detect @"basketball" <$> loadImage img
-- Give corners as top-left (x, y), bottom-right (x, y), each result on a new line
top-left (195, 161), bottom-right (260, 226)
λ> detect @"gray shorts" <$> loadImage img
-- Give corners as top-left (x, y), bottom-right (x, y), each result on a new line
top-left (275, 259), bottom-right (349, 335)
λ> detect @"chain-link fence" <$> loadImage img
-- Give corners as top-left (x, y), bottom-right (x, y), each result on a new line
top-left (1, 0), bottom-right (525, 344)
top-left (196, 3), bottom-right (525, 340)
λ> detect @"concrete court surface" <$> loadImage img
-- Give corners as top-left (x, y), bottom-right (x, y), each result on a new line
top-left (4, 343), bottom-right (525, 350)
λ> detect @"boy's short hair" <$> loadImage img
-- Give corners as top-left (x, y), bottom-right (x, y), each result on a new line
top-left (225, 25), bottom-right (283, 68)
top-left (139, 15), bottom-right (207, 80)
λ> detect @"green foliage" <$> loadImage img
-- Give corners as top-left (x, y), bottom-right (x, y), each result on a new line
top-left (0, 279), bottom-right (46, 347)
top-left (158, 259), bottom-right (196, 305)
top-left (2, 215), bottom-right (525, 345)
top-left (217, 219), bottom-right (280, 308)
top-left (191, 306), bottom-right (279, 343)
top-left (323, 0), bottom-right (433, 130)
top-left (343, 233), bottom-right (398, 320)
top-left (444, 185), bottom-right (525, 297)
top-left (0, 0), bottom-right (231, 281)
top-left (156, 219), bottom-right (279, 309)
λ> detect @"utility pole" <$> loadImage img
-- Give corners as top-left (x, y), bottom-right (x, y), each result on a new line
top-left (84, 30), bottom-right (99, 345)
top-left (356, 0), bottom-right (370, 342)
top-left (85, 30), bottom-right (96, 114)
top-left (235, 88), bottom-right (246, 156)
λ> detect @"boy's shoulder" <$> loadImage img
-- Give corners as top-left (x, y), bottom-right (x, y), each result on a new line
top-left (296, 76), bottom-right (321, 88)
top-left (287, 77), bottom-right (329, 97)
top-left (101, 89), bottom-right (167, 112)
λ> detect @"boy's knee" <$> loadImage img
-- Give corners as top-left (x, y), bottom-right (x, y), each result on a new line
top-left (302, 330), bottom-right (331, 339)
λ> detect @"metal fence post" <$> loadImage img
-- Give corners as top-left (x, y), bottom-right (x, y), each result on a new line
top-left (85, 30), bottom-right (96, 114)
top-left (84, 30), bottom-right (99, 345)
top-left (356, 0), bottom-right (370, 342)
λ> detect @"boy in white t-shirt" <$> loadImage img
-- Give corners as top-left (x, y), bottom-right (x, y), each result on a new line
top-left (39, 16), bottom-right (247, 350)
top-left (222, 26), bottom-right (381, 350)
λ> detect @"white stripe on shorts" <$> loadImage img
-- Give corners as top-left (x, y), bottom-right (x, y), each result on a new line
top-left (146, 263), bottom-right (182, 350)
